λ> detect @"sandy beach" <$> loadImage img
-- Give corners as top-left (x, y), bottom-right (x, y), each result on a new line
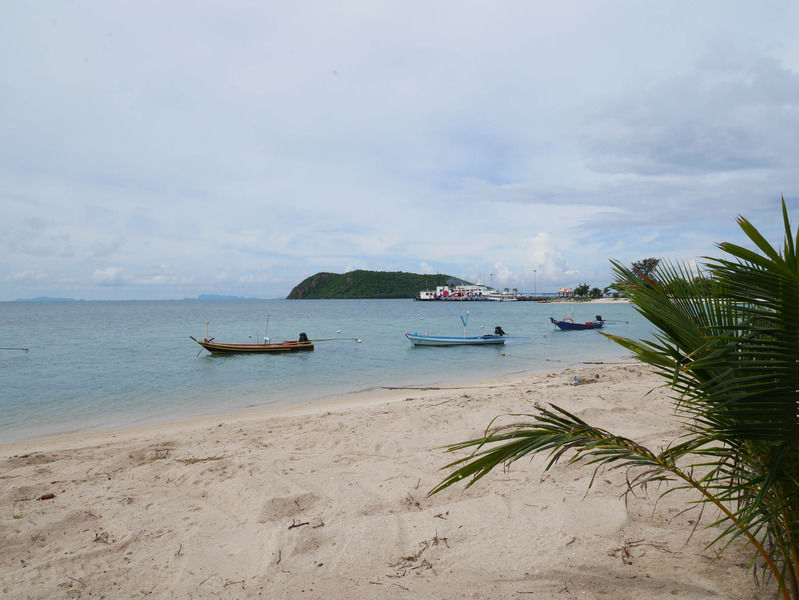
top-left (1, 362), bottom-right (766, 599)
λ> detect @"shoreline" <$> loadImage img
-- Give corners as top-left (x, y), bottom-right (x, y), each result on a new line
top-left (0, 363), bottom-right (575, 452)
top-left (0, 355), bottom-right (633, 451)
top-left (550, 296), bottom-right (630, 303)
top-left (0, 353), bottom-right (624, 448)
top-left (1, 362), bottom-right (766, 599)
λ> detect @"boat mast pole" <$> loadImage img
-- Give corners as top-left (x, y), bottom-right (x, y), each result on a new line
top-left (264, 314), bottom-right (270, 344)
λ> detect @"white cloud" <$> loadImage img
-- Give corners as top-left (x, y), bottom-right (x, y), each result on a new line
top-left (1, 2), bottom-right (798, 299)
top-left (418, 262), bottom-right (436, 274)
top-left (92, 267), bottom-right (128, 286)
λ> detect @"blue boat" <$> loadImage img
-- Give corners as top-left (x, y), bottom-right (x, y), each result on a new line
top-left (550, 315), bottom-right (604, 330)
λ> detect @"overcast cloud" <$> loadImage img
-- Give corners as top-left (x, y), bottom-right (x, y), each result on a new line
top-left (2, 2), bottom-right (798, 300)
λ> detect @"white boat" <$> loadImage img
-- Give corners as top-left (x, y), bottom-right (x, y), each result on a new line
top-left (415, 284), bottom-right (491, 301)
top-left (405, 332), bottom-right (505, 346)
top-left (405, 325), bottom-right (507, 346)
top-left (486, 288), bottom-right (518, 301)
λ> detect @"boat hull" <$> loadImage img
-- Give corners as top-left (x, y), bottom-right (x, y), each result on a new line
top-left (190, 336), bottom-right (314, 354)
top-left (405, 333), bottom-right (505, 346)
top-left (549, 318), bottom-right (604, 330)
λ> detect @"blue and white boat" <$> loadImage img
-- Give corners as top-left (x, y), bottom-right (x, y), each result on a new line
top-left (405, 331), bottom-right (506, 346)
top-left (406, 313), bottom-right (507, 346)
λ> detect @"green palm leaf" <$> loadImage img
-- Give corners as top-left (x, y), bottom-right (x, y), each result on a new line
top-left (431, 198), bottom-right (799, 599)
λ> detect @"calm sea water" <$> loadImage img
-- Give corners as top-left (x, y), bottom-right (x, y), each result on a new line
top-left (0, 299), bottom-right (651, 443)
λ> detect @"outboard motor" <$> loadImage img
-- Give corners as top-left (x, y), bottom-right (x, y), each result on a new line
top-left (494, 326), bottom-right (507, 336)
top-left (595, 315), bottom-right (603, 322)
top-left (298, 332), bottom-right (309, 343)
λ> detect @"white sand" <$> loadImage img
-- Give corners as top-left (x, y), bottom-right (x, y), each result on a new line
top-left (0, 363), bottom-right (767, 599)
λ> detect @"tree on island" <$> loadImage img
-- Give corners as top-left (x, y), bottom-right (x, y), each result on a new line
top-left (631, 257), bottom-right (660, 277)
top-left (601, 259), bottom-right (660, 298)
top-left (573, 282), bottom-right (591, 297)
top-left (573, 283), bottom-right (603, 299)
top-left (431, 200), bottom-right (799, 598)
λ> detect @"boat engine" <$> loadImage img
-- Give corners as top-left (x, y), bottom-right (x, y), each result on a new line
top-left (298, 332), bottom-right (309, 343)
top-left (494, 326), bottom-right (507, 336)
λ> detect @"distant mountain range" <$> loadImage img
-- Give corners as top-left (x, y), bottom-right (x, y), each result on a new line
top-left (12, 295), bottom-right (263, 302)
top-left (11, 275), bottom-right (466, 302)
top-left (286, 270), bottom-right (470, 299)
top-left (14, 296), bottom-right (77, 302)
top-left (186, 294), bottom-right (262, 301)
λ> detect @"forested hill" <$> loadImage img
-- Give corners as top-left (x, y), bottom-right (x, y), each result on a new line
top-left (286, 270), bottom-right (470, 299)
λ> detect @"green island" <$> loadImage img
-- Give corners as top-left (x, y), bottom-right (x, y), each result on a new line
top-left (286, 270), bottom-right (469, 299)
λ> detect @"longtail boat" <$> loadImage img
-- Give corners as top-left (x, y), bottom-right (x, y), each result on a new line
top-left (190, 333), bottom-right (314, 354)
top-left (405, 332), bottom-right (505, 346)
top-left (406, 325), bottom-right (507, 347)
top-left (549, 316), bottom-right (604, 330)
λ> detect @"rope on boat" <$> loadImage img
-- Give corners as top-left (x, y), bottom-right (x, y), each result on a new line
top-left (310, 337), bottom-right (363, 343)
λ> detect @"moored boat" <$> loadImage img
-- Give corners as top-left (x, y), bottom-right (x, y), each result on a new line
top-left (486, 288), bottom-right (518, 301)
top-left (549, 316), bottom-right (604, 330)
top-left (415, 284), bottom-right (492, 301)
top-left (190, 332), bottom-right (314, 354)
top-left (406, 326), bottom-right (507, 346)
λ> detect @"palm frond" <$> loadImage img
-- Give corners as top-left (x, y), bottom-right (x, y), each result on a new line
top-left (431, 198), bottom-right (799, 598)
top-left (428, 404), bottom-right (672, 496)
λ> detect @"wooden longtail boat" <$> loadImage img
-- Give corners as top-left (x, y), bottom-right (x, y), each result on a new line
top-left (190, 333), bottom-right (314, 354)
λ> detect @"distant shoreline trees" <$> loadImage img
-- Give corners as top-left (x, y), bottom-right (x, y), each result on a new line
top-left (575, 258), bottom-right (661, 299)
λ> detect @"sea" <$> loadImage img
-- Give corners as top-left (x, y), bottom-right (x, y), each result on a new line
top-left (0, 299), bottom-right (652, 443)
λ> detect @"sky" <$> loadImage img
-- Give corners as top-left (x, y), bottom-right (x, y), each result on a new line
top-left (2, 2), bottom-right (799, 300)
